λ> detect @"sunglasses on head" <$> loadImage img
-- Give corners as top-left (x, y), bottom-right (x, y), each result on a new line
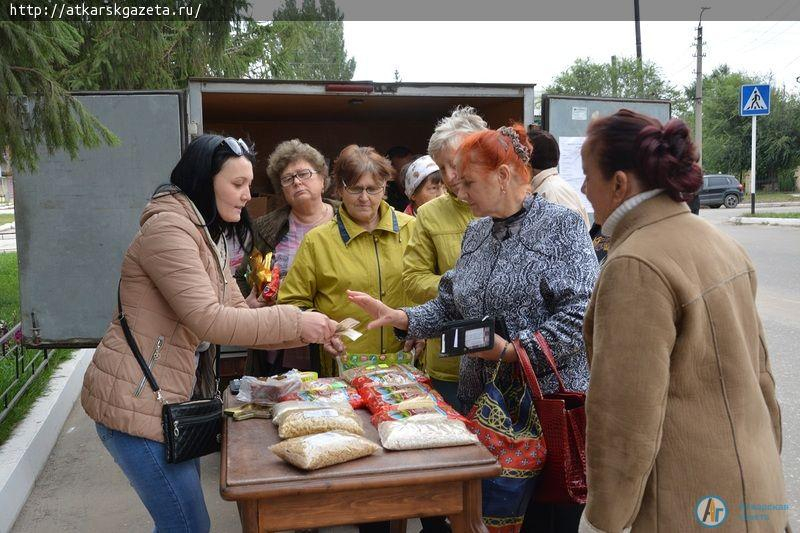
top-left (221, 137), bottom-right (251, 156)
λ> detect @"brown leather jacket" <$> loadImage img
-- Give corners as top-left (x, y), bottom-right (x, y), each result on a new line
top-left (82, 187), bottom-right (303, 442)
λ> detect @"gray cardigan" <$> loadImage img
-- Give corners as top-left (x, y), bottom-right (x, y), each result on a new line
top-left (405, 194), bottom-right (599, 408)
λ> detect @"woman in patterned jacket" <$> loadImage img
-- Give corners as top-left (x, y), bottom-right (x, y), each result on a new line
top-left (348, 123), bottom-right (599, 532)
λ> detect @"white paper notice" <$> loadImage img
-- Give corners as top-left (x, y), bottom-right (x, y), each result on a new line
top-left (571, 106), bottom-right (588, 121)
top-left (557, 136), bottom-right (593, 213)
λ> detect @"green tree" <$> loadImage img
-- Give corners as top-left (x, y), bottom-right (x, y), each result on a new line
top-left (57, 1), bottom-right (254, 90)
top-left (547, 57), bottom-right (685, 114)
top-left (1, 1), bottom-right (254, 171)
top-left (0, 21), bottom-right (117, 173)
top-left (690, 65), bottom-right (800, 188)
top-left (260, 0), bottom-right (356, 80)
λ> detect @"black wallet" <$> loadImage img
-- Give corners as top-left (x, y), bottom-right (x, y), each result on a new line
top-left (439, 316), bottom-right (495, 357)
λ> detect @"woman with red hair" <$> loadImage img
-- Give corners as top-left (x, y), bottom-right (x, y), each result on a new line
top-left (348, 123), bottom-right (599, 532)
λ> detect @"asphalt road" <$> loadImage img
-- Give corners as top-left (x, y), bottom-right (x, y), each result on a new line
top-left (9, 204), bottom-right (799, 532)
top-left (700, 204), bottom-right (800, 525)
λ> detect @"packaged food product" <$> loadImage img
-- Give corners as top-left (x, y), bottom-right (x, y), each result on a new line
top-left (377, 415), bottom-right (479, 450)
top-left (337, 351), bottom-right (418, 376)
top-left (272, 400), bottom-right (353, 426)
top-left (371, 404), bottom-right (466, 426)
top-left (277, 407), bottom-right (364, 439)
top-left (270, 431), bottom-right (380, 470)
top-left (345, 364), bottom-right (430, 390)
top-left (281, 388), bottom-right (364, 409)
top-left (236, 372), bottom-right (302, 405)
top-left (361, 383), bottom-right (443, 414)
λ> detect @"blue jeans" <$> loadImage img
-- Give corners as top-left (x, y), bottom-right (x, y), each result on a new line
top-left (95, 422), bottom-right (210, 533)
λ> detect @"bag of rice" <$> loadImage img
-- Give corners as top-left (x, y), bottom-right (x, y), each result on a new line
top-left (376, 411), bottom-right (479, 451)
top-left (277, 407), bottom-right (364, 439)
top-left (272, 400), bottom-right (353, 426)
top-left (270, 431), bottom-right (380, 470)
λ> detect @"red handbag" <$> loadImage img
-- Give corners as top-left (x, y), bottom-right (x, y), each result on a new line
top-left (513, 333), bottom-right (587, 504)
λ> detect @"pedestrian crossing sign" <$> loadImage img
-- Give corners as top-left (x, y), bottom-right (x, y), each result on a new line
top-left (740, 84), bottom-right (771, 116)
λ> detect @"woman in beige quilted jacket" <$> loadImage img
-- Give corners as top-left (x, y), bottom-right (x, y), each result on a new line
top-left (81, 135), bottom-right (338, 533)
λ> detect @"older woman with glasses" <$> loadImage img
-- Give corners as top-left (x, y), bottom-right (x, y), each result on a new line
top-left (237, 139), bottom-right (339, 376)
top-left (278, 144), bottom-right (417, 378)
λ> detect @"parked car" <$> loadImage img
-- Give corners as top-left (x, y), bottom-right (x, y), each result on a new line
top-left (699, 174), bottom-right (744, 208)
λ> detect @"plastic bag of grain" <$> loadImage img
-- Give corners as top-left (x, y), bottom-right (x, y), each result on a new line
top-left (270, 431), bottom-right (380, 470)
top-left (375, 410), bottom-right (479, 451)
top-left (277, 406), bottom-right (364, 439)
top-left (272, 400), bottom-right (353, 426)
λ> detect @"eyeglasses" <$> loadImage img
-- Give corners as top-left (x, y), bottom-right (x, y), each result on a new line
top-left (280, 169), bottom-right (318, 187)
top-left (221, 137), bottom-right (250, 156)
top-left (342, 184), bottom-right (385, 196)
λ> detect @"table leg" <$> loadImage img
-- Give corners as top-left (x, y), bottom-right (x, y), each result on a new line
top-left (237, 500), bottom-right (259, 533)
top-left (390, 519), bottom-right (408, 533)
top-left (448, 480), bottom-right (487, 533)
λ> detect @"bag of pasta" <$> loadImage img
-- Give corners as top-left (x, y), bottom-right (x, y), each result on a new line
top-left (277, 405), bottom-right (364, 439)
top-left (360, 382), bottom-right (443, 413)
top-left (279, 377), bottom-right (365, 409)
top-left (270, 431), bottom-right (380, 470)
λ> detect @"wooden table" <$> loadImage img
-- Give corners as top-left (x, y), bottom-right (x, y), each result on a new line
top-left (220, 395), bottom-right (501, 533)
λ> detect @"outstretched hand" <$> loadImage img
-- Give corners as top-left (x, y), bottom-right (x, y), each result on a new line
top-left (346, 290), bottom-right (409, 331)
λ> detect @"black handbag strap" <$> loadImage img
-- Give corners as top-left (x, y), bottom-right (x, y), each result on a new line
top-left (117, 281), bottom-right (220, 404)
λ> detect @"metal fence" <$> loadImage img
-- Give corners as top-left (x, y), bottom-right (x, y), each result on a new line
top-left (0, 322), bottom-right (50, 425)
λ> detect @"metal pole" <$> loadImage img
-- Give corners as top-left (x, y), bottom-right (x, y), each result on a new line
top-left (694, 7), bottom-right (709, 167)
top-left (634, 0), bottom-right (643, 97)
top-left (751, 115), bottom-right (757, 214)
top-left (695, 23), bottom-right (703, 168)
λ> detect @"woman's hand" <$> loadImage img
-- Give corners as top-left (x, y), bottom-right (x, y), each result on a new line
top-left (323, 336), bottom-right (347, 358)
top-left (403, 338), bottom-right (426, 357)
top-left (473, 335), bottom-right (517, 362)
top-left (245, 285), bottom-right (272, 308)
top-left (346, 290), bottom-right (409, 330)
top-left (299, 311), bottom-right (339, 344)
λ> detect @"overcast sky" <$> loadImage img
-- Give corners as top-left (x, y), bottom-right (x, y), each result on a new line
top-left (343, 21), bottom-right (800, 94)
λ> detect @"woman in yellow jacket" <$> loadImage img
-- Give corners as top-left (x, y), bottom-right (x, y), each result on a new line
top-left (403, 106), bottom-right (486, 410)
top-left (279, 145), bottom-right (416, 377)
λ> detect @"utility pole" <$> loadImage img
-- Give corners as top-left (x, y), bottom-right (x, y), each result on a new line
top-left (634, 0), bottom-right (643, 97)
top-left (694, 7), bottom-right (710, 169)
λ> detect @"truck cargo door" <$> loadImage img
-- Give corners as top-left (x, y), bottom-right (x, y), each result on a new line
top-left (14, 92), bottom-right (185, 347)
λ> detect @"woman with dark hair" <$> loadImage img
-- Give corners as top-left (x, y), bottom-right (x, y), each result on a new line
top-left (578, 110), bottom-right (786, 532)
top-left (81, 134), bottom-right (338, 532)
top-left (348, 124), bottom-right (599, 532)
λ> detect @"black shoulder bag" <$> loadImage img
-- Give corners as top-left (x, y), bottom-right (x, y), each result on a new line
top-left (118, 283), bottom-right (222, 463)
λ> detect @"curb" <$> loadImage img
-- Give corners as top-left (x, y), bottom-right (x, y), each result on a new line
top-left (751, 201), bottom-right (800, 208)
top-left (729, 217), bottom-right (800, 227)
top-left (0, 348), bottom-right (94, 533)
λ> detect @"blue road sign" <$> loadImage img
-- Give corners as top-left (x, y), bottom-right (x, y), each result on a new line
top-left (740, 84), bottom-right (771, 116)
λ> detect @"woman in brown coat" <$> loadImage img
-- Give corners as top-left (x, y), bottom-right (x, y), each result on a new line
top-left (579, 110), bottom-right (786, 532)
top-left (81, 135), bottom-right (338, 532)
